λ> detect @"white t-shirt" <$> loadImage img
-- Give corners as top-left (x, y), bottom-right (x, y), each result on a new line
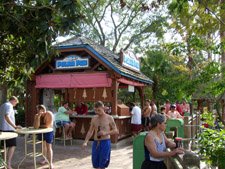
top-left (0, 102), bottom-right (15, 131)
top-left (131, 106), bottom-right (141, 124)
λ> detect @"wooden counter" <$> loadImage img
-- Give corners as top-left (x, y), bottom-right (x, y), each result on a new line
top-left (70, 114), bottom-right (131, 143)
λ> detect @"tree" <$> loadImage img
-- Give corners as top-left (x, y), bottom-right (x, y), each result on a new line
top-left (77, 0), bottom-right (167, 53)
top-left (0, 0), bottom-right (82, 99)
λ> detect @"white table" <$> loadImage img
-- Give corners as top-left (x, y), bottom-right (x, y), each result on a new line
top-left (16, 127), bottom-right (53, 169)
top-left (0, 132), bottom-right (18, 169)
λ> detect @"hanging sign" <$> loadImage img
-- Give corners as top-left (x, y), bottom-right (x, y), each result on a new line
top-left (56, 55), bottom-right (89, 69)
top-left (128, 85), bottom-right (135, 92)
top-left (121, 51), bottom-right (140, 72)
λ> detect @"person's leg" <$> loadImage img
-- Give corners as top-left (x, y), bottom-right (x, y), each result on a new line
top-left (99, 140), bottom-right (111, 169)
top-left (68, 122), bottom-right (75, 138)
top-left (7, 146), bottom-right (15, 169)
top-left (40, 141), bottom-right (48, 164)
top-left (92, 141), bottom-right (99, 168)
top-left (63, 123), bottom-right (70, 138)
top-left (46, 142), bottom-right (53, 169)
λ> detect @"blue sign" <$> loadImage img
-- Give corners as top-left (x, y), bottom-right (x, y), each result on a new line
top-left (122, 51), bottom-right (140, 72)
top-left (56, 55), bottom-right (89, 69)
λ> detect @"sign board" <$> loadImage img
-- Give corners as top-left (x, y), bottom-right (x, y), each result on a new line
top-left (121, 51), bottom-right (140, 72)
top-left (128, 85), bottom-right (135, 92)
top-left (56, 55), bottom-right (89, 69)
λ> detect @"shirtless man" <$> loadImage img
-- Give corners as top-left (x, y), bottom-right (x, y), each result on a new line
top-left (167, 104), bottom-right (183, 119)
top-left (83, 101), bottom-right (119, 169)
top-left (142, 100), bottom-right (152, 131)
top-left (34, 105), bottom-right (54, 169)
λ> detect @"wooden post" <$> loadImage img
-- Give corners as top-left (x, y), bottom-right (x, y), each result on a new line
top-left (26, 80), bottom-right (38, 126)
top-left (136, 86), bottom-right (144, 109)
top-left (111, 78), bottom-right (118, 115)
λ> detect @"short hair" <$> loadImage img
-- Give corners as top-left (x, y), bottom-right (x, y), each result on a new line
top-left (130, 102), bottom-right (135, 107)
top-left (145, 99), bottom-right (150, 103)
top-left (94, 101), bottom-right (104, 108)
top-left (36, 105), bottom-right (46, 112)
top-left (160, 107), bottom-right (165, 111)
top-left (150, 114), bottom-right (165, 129)
top-left (62, 101), bottom-right (68, 106)
top-left (9, 96), bottom-right (19, 103)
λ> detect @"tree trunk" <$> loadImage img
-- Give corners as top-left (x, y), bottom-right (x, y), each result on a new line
top-left (0, 84), bottom-right (7, 104)
top-left (220, 0), bottom-right (225, 63)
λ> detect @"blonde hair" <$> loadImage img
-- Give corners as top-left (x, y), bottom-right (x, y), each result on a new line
top-left (36, 105), bottom-right (46, 112)
top-left (9, 96), bottom-right (19, 103)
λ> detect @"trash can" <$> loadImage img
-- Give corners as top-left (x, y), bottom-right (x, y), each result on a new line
top-left (133, 132), bottom-right (148, 169)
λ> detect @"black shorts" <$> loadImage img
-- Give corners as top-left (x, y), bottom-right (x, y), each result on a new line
top-left (142, 117), bottom-right (150, 127)
top-left (141, 160), bottom-right (167, 169)
top-left (0, 131), bottom-right (17, 147)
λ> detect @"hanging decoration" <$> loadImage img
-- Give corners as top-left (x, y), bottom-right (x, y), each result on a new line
top-left (93, 88), bottom-right (96, 99)
top-left (102, 87), bottom-right (107, 99)
top-left (82, 89), bottom-right (87, 99)
top-left (73, 89), bottom-right (76, 100)
top-left (81, 123), bottom-right (86, 135)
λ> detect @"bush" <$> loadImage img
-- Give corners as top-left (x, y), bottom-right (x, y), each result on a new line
top-left (198, 128), bottom-right (225, 168)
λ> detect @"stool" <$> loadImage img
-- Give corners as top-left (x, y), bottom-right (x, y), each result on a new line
top-left (54, 122), bottom-right (72, 146)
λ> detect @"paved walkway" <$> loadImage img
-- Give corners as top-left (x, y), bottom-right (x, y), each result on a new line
top-left (12, 136), bottom-right (133, 169)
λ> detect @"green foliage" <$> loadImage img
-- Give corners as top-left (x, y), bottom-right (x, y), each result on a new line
top-left (0, 0), bottom-right (82, 95)
top-left (198, 128), bottom-right (225, 168)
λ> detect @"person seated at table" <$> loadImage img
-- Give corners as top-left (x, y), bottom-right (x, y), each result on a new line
top-left (33, 104), bottom-right (54, 169)
top-left (54, 102), bottom-right (75, 139)
top-left (75, 101), bottom-right (88, 115)
top-left (167, 104), bottom-right (183, 119)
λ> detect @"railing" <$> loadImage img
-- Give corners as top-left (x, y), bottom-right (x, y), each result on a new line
top-left (165, 112), bottom-right (202, 169)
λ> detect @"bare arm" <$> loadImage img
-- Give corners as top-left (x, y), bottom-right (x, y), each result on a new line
top-left (143, 107), bottom-right (150, 117)
top-left (33, 113), bottom-right (42, 129)
top-left (107, 116), bottom-right (119, 135)
top-left (83, 118), bottom-right (95, 146)
top-left (164, 134), bottom-right (176, 148)
top-left (176, 112), bottom-right (184, 119)
top-left (64, 109), bottom-right (74, 115)
top-left (4, 115), bottom-right (17, 129)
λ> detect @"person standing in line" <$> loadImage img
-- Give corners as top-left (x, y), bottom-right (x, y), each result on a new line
top-left (150, 100), bottom-right (158, 114)
top-left (54, 102), bottom-right (75, 139)
top-left (141, 114), bottom-right (184, 169)
top-left (34, 105), bottom-right (54, 169)
top-left (83, 101), bottom-right (119, 169)
top-left (164, 100), bottom-right (171, 114)
top-left (130, 102), bottom-right (142, 136)
top-left (142, 100), bottom-right (152, 131)
top-left (0, 96), bottom-right (21, 169)
top-left (167, 104), bottom-right (183, 119)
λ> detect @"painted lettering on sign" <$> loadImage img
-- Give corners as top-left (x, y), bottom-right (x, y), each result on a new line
top-left (56, 55), bottom-right (89, 69)
top-left (122, 51), bottom-right (140, 72)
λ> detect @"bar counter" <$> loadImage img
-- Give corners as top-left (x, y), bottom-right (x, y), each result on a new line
top-left (70, 114), bottom-right (131, 143)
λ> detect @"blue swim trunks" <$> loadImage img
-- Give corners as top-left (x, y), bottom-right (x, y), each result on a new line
top-left (38, 131), bottom-right (54, 144)
top-left (92, 139), bottom-right (111, 168)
